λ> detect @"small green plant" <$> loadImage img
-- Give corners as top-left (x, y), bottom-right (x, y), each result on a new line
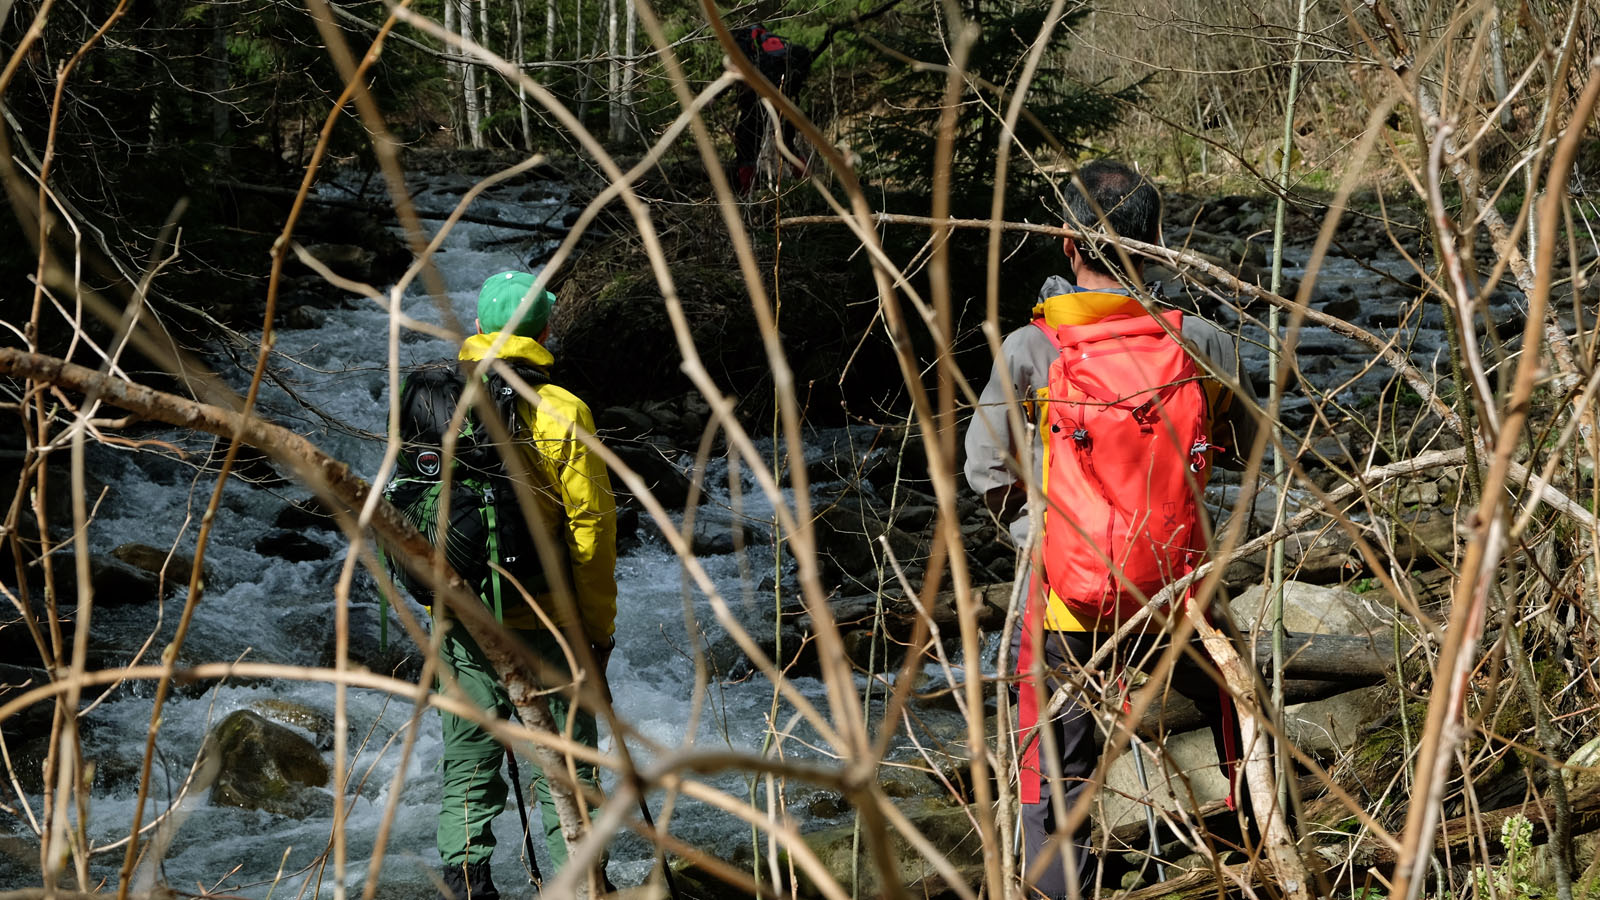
top-left (1473, 814), bottom-right (1540, 899)
top-left (1352, 885), bottom-right (1388, 900)
top-left (1350, 576), bottom-right (1379, 594)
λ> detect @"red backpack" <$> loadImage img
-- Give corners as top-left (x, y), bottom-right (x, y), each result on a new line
top-left (1034, 309), bottom-right (1213, 627)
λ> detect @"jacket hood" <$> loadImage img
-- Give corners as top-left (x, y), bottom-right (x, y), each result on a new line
top-left (459, 332), bottom-right (555, 368)
top-left (1032, 290), bottom-right (1148, 327)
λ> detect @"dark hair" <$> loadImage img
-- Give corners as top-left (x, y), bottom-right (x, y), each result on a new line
top-left (1063, 159), bottom-right (1160, 279)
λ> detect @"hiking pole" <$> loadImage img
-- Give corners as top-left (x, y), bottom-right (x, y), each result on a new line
top-left (504, 751), bottom-right (545, 889)
top-left (1128, 736), bottom-right (1167, 882)
top-left (597, 671), bottom-right (684, 900)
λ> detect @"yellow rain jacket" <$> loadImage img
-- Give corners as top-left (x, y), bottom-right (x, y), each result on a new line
top-left (456, 332), bottom-right (618, 645)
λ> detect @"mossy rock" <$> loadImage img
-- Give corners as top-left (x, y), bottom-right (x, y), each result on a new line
top-left (551, 259), bottom-right (760, 409)
top-left (251, 698), bottom-right (334, 750)
top-left (798, 797), bottom-right (982, 899)
top-left (209, 709), bottom-right (332, 818)
top-left (112, 542), bottom-right (207, 592)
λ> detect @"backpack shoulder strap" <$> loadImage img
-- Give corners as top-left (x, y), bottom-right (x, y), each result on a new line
top-left (1032, 316), bottom-right (1061, 349)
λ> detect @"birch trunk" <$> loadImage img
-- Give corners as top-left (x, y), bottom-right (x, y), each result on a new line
top-left (459, 0), bottom-right (483, 149)
top-left (515, 0), bottom-right (532, 150)
top-left (443, 0), bottom-right (462, 145)
top-left (1488, 5), bottom-right (1513, 129)
top-left (606, 0), bottom-right (621, 143)
top-left (621, 0), bottom-right (636, 144)
top-left (477, 0), bottom-right (493, 115)
top-left (545, 0), bottom-right (555, 61)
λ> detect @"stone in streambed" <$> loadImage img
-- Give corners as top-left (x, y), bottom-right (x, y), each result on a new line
top-left (112, 542), bottom-right (206, 592)
top-left (800, 796), bottom-right (984, 897)
top-left (255, 530), bottom-right (332, 562)
top-left (209, 709), bottom-right (331, 818)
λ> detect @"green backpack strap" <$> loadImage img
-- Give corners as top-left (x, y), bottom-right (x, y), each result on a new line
top-left (484, 487), bottom-right (504, 623)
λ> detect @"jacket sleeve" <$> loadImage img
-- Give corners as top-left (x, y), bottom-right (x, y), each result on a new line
top-left (964, 358), bottom-right (1022, 498)
top-left (964, 328), bottom-right (1049, 498)
top-left (523, 395), bottom-right (619, 645)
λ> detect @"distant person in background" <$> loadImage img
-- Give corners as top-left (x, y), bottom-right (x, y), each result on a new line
top-left (732, 23), bottom-right (813, 194)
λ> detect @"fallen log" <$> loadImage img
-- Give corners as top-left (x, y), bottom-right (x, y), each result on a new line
top-left (1359, 783), bottom-right (1600, 866)
top-left (1100, 786), bottom-right (1600, 899)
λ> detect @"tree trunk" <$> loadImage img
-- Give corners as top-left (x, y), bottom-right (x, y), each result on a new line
top-left (622, 0), bottom-right (636, 144)
top-left (1488, 5), bottom-right (1513, 128)
top-left (545, 0), bottom-right (555, 61)
top-left (459, 0), bottom-right (483, 149)
top-left (1186, 607), bottom-right (1314, 899)
top-left (443, 0), bottom-right (462, 144)
top-left (515, 0), bottom-right (532, 150)
top-left (606, 0), bottom-right (621, 143)
top-left (478, 0), bottom-right (493, 121)
top-left (210, 5), bottom-right (229, 164)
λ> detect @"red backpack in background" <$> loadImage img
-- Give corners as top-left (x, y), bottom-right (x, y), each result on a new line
top-left (1034, 309), bottom-right (1213, 627)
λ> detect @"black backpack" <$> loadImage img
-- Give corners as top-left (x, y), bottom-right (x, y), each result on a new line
top-left (381, 359), bottom-right (551, 619)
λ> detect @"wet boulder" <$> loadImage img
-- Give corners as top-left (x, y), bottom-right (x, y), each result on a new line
top-left (209, 709), bottom-right (332, 818)
top-left (255, 530), bottom-right (332, 562)
top-left (77, 554), bottom-right (162, 606)
top-left (1230, 581), bottom-right (1395, 756)
top-left (812, 494), bottom-right (922, 587)
top-left (298, 243), bottom-right (376, 282)
top-left (688, 505), bottom-right (769, 556)
top-left (251, 699), bottom-right (335, 751)
top-left (609, 439), bottom-right (693, 509)
top-left (274, 495), bottom-right (343, 533)
top-left (112, 542), bottom-right (206, 593)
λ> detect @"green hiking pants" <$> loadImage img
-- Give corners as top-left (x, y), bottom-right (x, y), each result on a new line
top-left (436, 622), bottom-right (600, 869)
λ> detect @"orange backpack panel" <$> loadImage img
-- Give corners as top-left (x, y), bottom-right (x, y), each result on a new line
top-left (1034, 310), bottom-right (1212, 628)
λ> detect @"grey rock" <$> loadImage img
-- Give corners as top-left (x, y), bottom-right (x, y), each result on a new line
top-left (282, 305), bottom-right (327, 330)
top-left (802, 797), bottom-right (983, 897)
top-left (1230, 581), bottom-right (1394, 755)
top-left (687, 504), bottom-right (769, 556)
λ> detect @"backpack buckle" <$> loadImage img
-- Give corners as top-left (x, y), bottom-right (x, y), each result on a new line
top-left (1131, 400), bottom-right (1159, 433)
top-left (1072, 426), bottom-right (1091, 447)
top-left (1189, 438), bottom-right (1213, 472)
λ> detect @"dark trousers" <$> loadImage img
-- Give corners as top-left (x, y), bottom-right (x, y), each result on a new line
top-left (733, 60), bottom-right (808, 168)
top-left (1013, 623), bottom-right (1246, 899)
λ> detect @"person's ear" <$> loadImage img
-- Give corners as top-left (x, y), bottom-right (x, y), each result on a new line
top-left (1062, 236), bottom-right (1077, 262)
top-left (538, 325), bottom-right (551, 343)
top-left (476, 318), bottom-right (484, 335)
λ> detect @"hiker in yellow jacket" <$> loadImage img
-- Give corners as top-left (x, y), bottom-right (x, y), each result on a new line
top-left (436, 270), bottom-right (617, 900)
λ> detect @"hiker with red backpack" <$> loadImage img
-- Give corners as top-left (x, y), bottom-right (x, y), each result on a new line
top-left (385, 271), bottom-right (618, 900)
top-left (963, 160), bottom-right (1260, 898)
top-left (731, 23), bottom-right (812, 193)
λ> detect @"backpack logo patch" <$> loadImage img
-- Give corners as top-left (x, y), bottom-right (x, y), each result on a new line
top-left (416, 450), bottom-right (442, 477)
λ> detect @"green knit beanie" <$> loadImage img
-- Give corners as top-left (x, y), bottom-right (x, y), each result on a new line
top-left (476, 271), bottom-right (555, 338)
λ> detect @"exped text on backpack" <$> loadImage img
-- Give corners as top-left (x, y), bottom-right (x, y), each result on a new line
top-left (382, 360), bottom-right (550, 619)
top-left (1035, 310), bottom-right (1213, 627)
